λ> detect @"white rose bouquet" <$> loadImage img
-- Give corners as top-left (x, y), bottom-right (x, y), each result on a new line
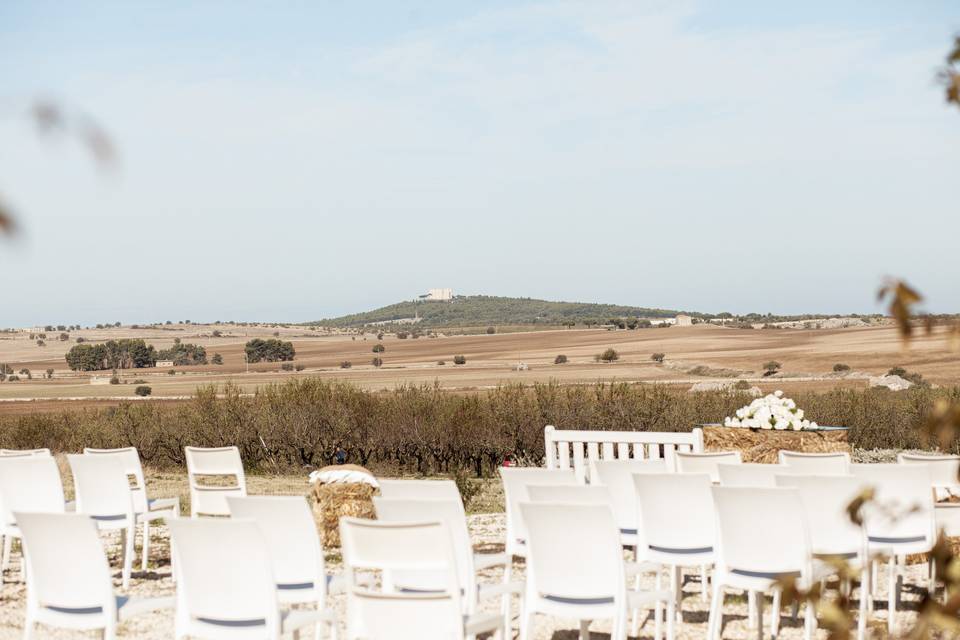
top-left (723, 390), bottom-right (817, 431)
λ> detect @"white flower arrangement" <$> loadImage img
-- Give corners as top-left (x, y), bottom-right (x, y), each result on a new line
top-left (723, 390), bottom-right (818, 431)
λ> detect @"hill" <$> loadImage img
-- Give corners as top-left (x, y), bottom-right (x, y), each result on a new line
top-left (308, 295), bottom-right (701, 328)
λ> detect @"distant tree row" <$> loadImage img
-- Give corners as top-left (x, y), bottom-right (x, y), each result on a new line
top-left (244, 338), bottom-right (295, 363)
top-left (65, 339), bottom-right (157, 371)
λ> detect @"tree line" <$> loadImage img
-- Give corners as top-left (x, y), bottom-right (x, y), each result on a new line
top-left (0, 380), bottom-right (954, 476)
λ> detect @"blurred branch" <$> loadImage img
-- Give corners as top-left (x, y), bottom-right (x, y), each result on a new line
top-left (941, 35), bottom-right (960, 109)
top-left (0, 99), bottom-right (116, 237)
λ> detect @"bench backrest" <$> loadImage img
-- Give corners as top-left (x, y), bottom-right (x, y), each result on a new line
top-left (544, 425), bottom-right (704, 483)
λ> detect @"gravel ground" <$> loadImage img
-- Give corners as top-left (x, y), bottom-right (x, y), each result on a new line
top-left (0, 513), bottom-right (928, 639)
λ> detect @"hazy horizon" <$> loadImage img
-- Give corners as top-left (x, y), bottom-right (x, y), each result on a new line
top-left (1, 1), bottom-right (958, 326)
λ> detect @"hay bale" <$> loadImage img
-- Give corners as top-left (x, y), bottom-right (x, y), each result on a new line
top-left (310, 474), bottom-right (377, 548)
top-left (702, 426), bottom-right (850, 463)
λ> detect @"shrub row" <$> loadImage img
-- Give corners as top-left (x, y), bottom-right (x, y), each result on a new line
top-left (0, 380), bottom-right (956, 476)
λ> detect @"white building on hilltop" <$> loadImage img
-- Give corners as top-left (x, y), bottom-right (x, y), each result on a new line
top-left (423, 288), bottom-right (453, 301)
top-left (675, 314), bottom-right (693, 327)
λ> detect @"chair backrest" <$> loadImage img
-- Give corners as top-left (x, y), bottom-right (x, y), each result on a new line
top-left (718, 463), bottom-right (783, 487)
top-left (675, 451), bottom-right (741, 482)
top-left (775, 474), bottom-right (865, 557)
top-left (499, 467), bottom-right (576, 553)
top-left (84, 447), bottom-right (149, 513)
top-left (521, 502), bottom-right (625, 601)
top-left (16, 512), bottom-right (115, 617)
top-left (526, 484), bottom-right (611, 505)
top-left (0, 457), bottom-right (66, 527)
top-left (634, 473), bottom-right (715, 552)
top-left (0, 448), bottom-right (52, 458)
top-left (169, 518), bottom-right (278, 631)
top-left (378, 479), bottom-right (462, 504)
top-left (372, 497), bottom-right (474, 597)
top-left (778, 451), bottom-right (850, 474)
top-left (590, 459), bottom-right (667, 532)
top-left (340, 517), bottom-right (464, 640)
top-left (545, 426), bottom-right (704, 482)
top-left (712, 486), bottom-right (810, 575)
top-left (898, 453), bottom-right (960, 493)
top-left (67, 454), bottom-right (134, 519)
top-left (184, 446), bottom-right (247, 517)
top-left (226, 496), bottom-right (325, 593)
top-left (850, 463), bottom-right (936, 544)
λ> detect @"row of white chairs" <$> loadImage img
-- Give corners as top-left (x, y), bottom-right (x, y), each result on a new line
top-left (500, 451), bottom-right (955, 639)
top-left (13, 495), bottom-right (340, 639)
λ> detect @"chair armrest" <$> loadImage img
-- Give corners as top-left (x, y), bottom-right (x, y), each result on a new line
top-left (148, 497), bottom-right (180, 513)
top-left (474, 552), bottom-right (510, 571)
top-left (624, 560), bottom-right (659, 577)
top-left (477, 580), bottom-right (524, 601)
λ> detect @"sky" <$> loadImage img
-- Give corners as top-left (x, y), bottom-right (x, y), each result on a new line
top-left (0, 1), bottom-right (958, 326)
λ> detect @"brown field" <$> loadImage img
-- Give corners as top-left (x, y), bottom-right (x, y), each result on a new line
top-left (0, 322), bottom-right (957, 414)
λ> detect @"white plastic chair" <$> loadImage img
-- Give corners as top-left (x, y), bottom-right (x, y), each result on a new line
top-left (0, 448), bottom-right (52, 457)
top-left (378, 478), bottom-right (508, 571)
top-left (169, 517), bottom-right (334, 639)
top-left (635, 473), bottom-right (716, 622)
top-left (519, 501), bottom-right (673, 640)
top-left (707, 487), bottom-right (816, 640)
top-left (851, 463), bottom-right (936, 633)
top-left (778, 451), bottom-right (850, 474)
top-left (776, 474), bottom-right (870, 639)
top-left (185, 446), bottom-right (247, 517)
top-left (17, 512), bottom-right (173, 639)
top-left (675, 451), bottom-right (741, 483)
top-left (339, 517), bottom-right (503, 640)
top-left (227, 495), bottom-right (341, 628)
top-left (898, 452), bottom-right (960, 500)
top-left (0, 457), bottom-right (67, 578)
top-left (717, 463), bottom-right (783, 487)
top-left (85, 447), bottom-right (180, 570)
top-left (498, 467), bottom-right (577, 560)
top-left (68, 454), bottom-right (137, 590)
top-left (590, 459), bottom-right (668, 544)
top-left (373, 497), bottom-right (520, 636)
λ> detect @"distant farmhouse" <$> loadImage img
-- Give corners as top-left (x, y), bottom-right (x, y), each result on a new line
top-left (155, 360), bottom-right (174, 368)
top-left (675, 314), bottom-right (693, 327)
top-left (421, 288), bottom-right (453, 301)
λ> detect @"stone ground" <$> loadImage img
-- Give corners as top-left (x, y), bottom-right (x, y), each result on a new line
top-left (0, 512), bottom-right (929, 639)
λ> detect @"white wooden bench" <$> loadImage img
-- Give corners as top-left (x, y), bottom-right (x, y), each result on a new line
top-left (544, 425), bottom-right (704, 483)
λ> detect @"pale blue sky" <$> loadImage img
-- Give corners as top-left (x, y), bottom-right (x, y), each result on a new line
top-left (1, 1), bottom-right (958, 326)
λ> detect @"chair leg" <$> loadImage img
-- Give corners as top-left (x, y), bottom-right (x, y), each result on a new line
top-left (671, 565), bottom-right (682, 622)
top-left (803, 600), bottom-right (815, 640)
top-left (141, 520), bottom-right (150, 571)
top-left (666, 594), bottom-right (676, 640)
top-left (748, 591), bottom-right (757, 629)
top-left (22, 617), bottom-right (35, 640)
top-left (895, 555), bottom-right (904, 609)
top-left (771, 590), bottom-right (781, 640)
top-left (706, 580), bottom-right (723, 640)
top-left (631, 571), bottom-right (641, 636)
top-left (122, 526), bottom-right (134, 590)
top-left (701, 564), bottom-right (709, 603)
top-left (579, 619), bottom-right (590, 640)
top-left (653, 567), bottom-right (663, 640)
top-left (518, 611), bottom-right (535, 640)
top-left (755, 591), bottom-right (764, 640)
top-left (858, 563), bottom-right (869, 640)
top-left (887, 555), bottom-right (895, 635)
top-left (1, 535), bottom-right (9, 572)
